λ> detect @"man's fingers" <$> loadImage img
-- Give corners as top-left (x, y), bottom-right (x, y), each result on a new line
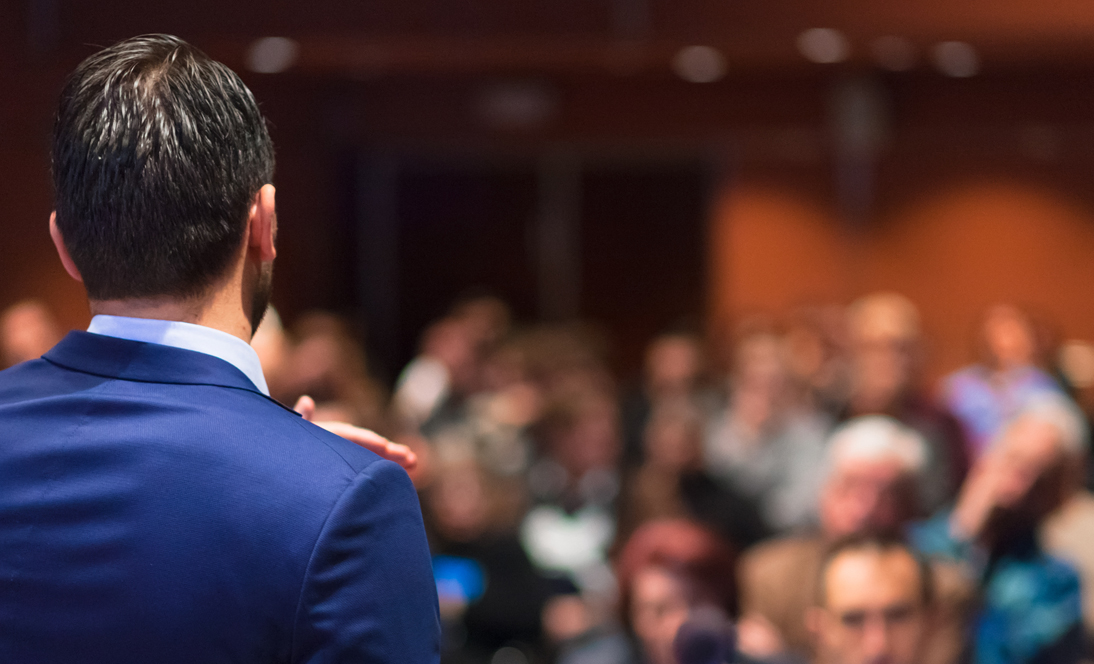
top-left (314, 420), bottom-right (418, 471)
top-left (293, 395), bottom-right (316, 421)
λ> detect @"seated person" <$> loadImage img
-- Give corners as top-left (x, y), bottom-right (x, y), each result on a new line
top-left (426, 458), bottom-right (555, 664)
top-left (807, 533), bottom-right (934, 664)
top-left (840, 292), bottom-right (968, 512)
top-left (738, 417), bottom-right (971, 664)
top-left (704, 327), bottom-right (830, 534)
top-left (942, 304), bottom-right (1060, 460)
top-left (912, 394), bottom-right (1086, 664)
top-left (619, 401), bottom-right (768, 551)
top-left (556, 518), bottom-right (737, 664)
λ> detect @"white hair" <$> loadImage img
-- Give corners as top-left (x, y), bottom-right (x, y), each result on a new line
top-left (1008, 393), bottom-right (1089, 456)
top-left (825, 415), bottom-right (929, 479)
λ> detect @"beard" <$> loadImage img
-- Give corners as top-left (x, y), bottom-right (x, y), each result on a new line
top-left (249, 261), bottom-right (274, 336)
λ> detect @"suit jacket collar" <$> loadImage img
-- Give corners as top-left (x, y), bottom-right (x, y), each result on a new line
top-left (44, 331), bottom-right (296, 413)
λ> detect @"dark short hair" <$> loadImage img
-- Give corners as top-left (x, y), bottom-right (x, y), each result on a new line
top-left (816, 531), bottom-right (933, 607)
top-left (52, 34), bottom-right (275, 300)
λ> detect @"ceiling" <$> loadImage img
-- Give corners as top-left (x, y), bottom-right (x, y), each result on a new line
top-left (22, 0), bottom-right (1094, 78)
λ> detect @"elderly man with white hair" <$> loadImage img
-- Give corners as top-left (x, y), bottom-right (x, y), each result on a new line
top-left (737, 416), bottom-right (972, 664)
top-left (912, 393), bottom-right (1087, 664)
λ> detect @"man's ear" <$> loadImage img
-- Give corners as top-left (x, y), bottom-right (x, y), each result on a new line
top-left (247, 184), bottom-right (277, 262)
top-left (49, 212), bottom-right (83, 283)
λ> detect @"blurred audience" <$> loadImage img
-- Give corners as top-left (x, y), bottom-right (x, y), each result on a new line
top-left (281, 311), bottom-right (388, 429)
top-left (841, 293), bottom-right (968, 513)
top-left (703, 325), bottom-right (830, 534)
top-left (807, 533), bottom-right (934, 664)
top-left (912, 394), bottom-right (1087, 663)
top-left (0, 299), bottom-right (63, 369)
top-left (737, 416), bottom-right (971, 664)
top-left (1040, 410), bottom-right (1094, 650)
top-left (782, 305), bottom-right (852, 417)
top-left (618, 400), bottom-right (768, 551)
top-left (426, 457), bottom-right (555, 664)
top-left (556, 519), bottom-right (737, 664)
top-left (521, 388), bottom-right (622, 594)
top-left (620, 330), bottom-right (718, 468)
top-left (15, 287), bottom-right (1094, 664)
top-left (394, 315), bottom-right (482, 430)
top-left (942, 304), bottom-right (1062, 461)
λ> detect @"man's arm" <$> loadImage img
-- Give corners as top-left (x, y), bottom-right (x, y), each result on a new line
top-left (291, 458), bottom-right (440, 663)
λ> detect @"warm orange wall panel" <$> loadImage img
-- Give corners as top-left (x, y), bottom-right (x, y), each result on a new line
top-left (864, 180), bottom-right (1094, 374)
top-left (710, 173), bottom-right (1094, 380)
top-left (710, 178), bottom-right (849, 332)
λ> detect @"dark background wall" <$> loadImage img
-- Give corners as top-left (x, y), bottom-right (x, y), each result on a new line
top-left (5, 0), bottom-right (1094, 382)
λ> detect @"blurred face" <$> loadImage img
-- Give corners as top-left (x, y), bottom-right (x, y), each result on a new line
top-left (555, 405), bottom-right (621, 477)
top-left (978, 417), bottom-right (1067, 540)
top-left (811, 548), bottom-right (927, 664)
top-left (0, 302), bottom-right (61, 367)
top-left (630, 567), bottom-right (692, 664)
top-left (820, 460), bottom-right (914, 538)
top-left (646, 337), bottom-right (701, 393)
top-left (732, 334), bottom-right (788, 429)
top-left (983, 307), bottom-right (1035, 370)
top-left (851, 336), bottom-right (915, 413)
top-left (645, 416), bottom-right (701, 472)
top-left (424, 319), bottom-right (478, 391)
top-left (430, 467), bottom-right (490, 542)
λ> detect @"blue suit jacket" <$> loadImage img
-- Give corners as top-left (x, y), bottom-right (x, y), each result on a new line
top-left (0, 332), bottom-right (440, 663)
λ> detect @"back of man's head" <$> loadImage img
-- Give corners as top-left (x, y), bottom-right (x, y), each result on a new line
top-left (52, 34), bottom-right (274, 301)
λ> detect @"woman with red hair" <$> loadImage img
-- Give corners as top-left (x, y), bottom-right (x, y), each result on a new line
top-left (614, 519), bottom-right (738, 664)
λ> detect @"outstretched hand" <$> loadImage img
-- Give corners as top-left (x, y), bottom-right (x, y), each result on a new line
top-left (294, 395), bottom-right (418, 471)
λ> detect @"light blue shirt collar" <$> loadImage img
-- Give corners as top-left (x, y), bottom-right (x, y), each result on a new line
top-left (87, 315), bottom-right (269, 395)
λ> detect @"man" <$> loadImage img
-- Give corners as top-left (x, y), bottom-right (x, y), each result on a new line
top-left (807, 534), bottom-right (933, 664)
top-left (841, 292), bottom-right (968, 513)
top-left (0, 35), bottom-right (439, 662)
top-left (912, 394), bottom-right (1086, 663)
top-left (737, 417), bottom-right (970, 664)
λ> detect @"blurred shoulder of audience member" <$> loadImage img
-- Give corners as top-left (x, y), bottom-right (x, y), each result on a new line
top-left (806, 533), bottom-right (932, 664)
top-left (912, 393), bottom-right (1087, 664)
top-left (554, 518), bottom-right (737, 664)
top-left (619, 401), bottom-right (768, 553)
top-left (737, 416), bottom-right (971, 664)
top-left (942, 304), bottom-right (1062, 461)
top-left (520, 385), bottom-right (621, 602)
top-left (0, 299), bottom-right (63, 369)
top-left (621, 329), bottom-right (717, 469)
top-left (394, 316), bottom-right (482, 430)
top-left (460, 336), bottom-right (543, 478)
top-left (704, 324), bottom-right (830, 534)
top-left (425, 457), bottom-right (553, 664)
top-left (1040, 395), bottom-right (1094, 646)
top-left (843, 292), bottom-right (968, 513)
top-left (279, 310), bottom-right (387, 431)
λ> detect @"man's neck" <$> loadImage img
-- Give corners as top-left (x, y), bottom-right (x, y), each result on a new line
top-left (90, 292), bottom-right (253, 343)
